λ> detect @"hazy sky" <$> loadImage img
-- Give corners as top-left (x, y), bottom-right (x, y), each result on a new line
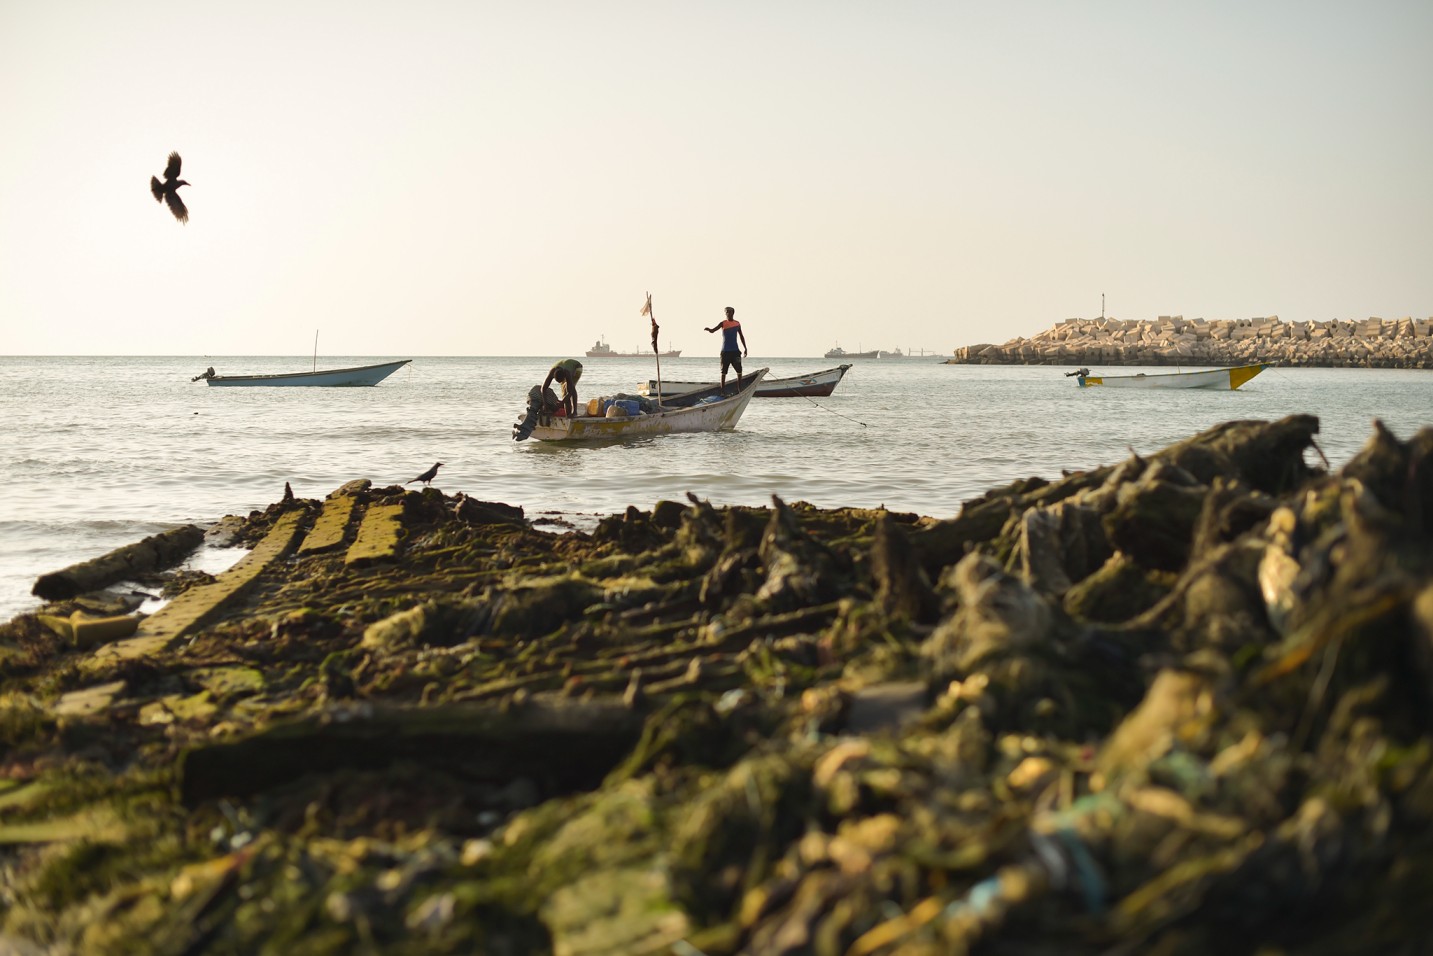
top-left (3, 1), bottom-right (1430, 357)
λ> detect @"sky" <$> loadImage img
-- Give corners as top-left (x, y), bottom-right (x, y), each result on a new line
top-left (2, 1), bottom-right (1431, 357)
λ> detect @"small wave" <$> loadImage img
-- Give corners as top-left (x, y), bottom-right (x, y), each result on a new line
top-left (0, 518), bottom-right (183, 535)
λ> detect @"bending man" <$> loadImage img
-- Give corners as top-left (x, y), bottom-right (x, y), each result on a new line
top-left (542, 358), bottom-right (584, 417)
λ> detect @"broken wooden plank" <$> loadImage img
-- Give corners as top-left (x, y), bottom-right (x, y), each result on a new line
top-left (88, 511), bottom-right (306, 664)
top-left (297, 492), bottom-right (359, 555)
top-left (53, 680), bottom-right (128, 717)
top-left (36, 611), bottom-right (141, 648)
top-left (345, 502), bottom-right (406, 565)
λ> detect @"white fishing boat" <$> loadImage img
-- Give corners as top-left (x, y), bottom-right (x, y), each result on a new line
top-left (193, 359), bottom-right (412, 387)
top-left (1069, 363), bottom-right (1272, 390)
top-left (639, 364), bottom-right (851, 399)
top-left (515, 369), bottom-right (768, 441)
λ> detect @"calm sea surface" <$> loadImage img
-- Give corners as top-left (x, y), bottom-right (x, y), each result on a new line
top-left (2, 355), bottom-right (1431, 622)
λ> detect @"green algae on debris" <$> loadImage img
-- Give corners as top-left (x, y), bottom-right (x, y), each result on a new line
top-left (2, 415), bottom-right (1433, 953)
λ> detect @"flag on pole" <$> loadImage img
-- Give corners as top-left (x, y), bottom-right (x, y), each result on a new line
top-left (643, 293), bottom-right (659, 353)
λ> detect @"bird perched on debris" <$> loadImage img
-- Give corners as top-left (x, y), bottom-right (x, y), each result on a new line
top-left (407, 462), bottom-right (443, 486)
top-left (149, 152), bottom-right (191, 223)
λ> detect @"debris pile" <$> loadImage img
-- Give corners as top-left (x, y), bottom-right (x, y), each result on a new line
top-left (2, 415), bottom-right (1432, 954)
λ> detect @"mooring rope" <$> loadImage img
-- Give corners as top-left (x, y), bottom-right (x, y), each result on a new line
top-left (798, 392), bottom-right (867, 427)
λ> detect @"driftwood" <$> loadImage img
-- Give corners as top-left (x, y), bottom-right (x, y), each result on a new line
top-left (31, 524), bottom-right (204, 601)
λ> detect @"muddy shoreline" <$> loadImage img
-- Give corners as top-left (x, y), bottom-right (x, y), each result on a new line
top-left (2, 415), bottom-right (1432, 953)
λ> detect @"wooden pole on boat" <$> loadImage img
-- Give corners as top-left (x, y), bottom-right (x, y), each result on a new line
top-left (313, 329), bottom-right (319, 372)
top-left (642, 292), bottom-right (663, 407)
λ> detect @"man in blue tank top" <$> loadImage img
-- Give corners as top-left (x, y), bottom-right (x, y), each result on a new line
top-left (703, 306), bottom-right (748, 394)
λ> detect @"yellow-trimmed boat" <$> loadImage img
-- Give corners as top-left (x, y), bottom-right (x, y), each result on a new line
top-left (1069, 363), bottom-right (1272, 390)
top-left (514, 369), bottom-right (768, 441)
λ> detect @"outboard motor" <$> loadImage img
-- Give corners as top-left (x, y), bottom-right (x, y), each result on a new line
top-left (512, 385), bottom-right (562, 441)
top-left (1063, 367), bottom-right (1090, 378)
top-left (513, 385), bottom-right (544, 441)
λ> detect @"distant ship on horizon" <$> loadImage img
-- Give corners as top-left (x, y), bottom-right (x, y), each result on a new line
top-left (587, 336), bottom-right (681, 358)
top-left (824, 344), bottom-right (935, 359)
top-left (824, 344), bottom-right (880, 359)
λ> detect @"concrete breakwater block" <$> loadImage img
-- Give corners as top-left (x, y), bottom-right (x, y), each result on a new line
top-left (949, 315), bottom-right (1433, 368)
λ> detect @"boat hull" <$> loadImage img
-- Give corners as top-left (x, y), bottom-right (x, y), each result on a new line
top-left (1077, 363), bottom-right (1271, 390)
top-left (640, 364), bottom-right (851, 399)
top-left (525, 370), bottom-right (767, 441)
top-left (203, 360), bottom-right (412, 387)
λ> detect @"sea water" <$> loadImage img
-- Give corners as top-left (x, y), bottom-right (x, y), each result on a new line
top-left (1, 355), bottom-right (1430, 622)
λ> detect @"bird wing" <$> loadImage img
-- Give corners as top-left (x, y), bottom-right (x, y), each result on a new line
top-left (164, 152), bottom-right (183, 180)
top-left (150, 176), bottom-right (164, 201)
top-left (164, 189), bottom-right (189, 223)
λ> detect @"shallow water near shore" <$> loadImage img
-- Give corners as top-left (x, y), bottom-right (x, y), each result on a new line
top-left (1, 354), bottom-right (1430, 621)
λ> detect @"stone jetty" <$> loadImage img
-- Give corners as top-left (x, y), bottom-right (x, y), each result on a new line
top-left (951, 314), bottom-right (1433, 368)
top-left (3, 417), bottom-right (1433, 953)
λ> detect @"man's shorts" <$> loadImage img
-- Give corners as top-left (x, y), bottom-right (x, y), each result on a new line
top-left (721, 350), bottom-right (743, 376)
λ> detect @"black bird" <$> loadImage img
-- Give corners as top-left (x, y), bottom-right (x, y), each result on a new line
top-left (407, 462), bottom-right (443, 486)
top-left (150, 152), bottom-right (190, 223)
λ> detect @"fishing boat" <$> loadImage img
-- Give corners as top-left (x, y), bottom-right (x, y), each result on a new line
top-left (514, 369), bottom-right (767, 442)
top-left (824, 345), bottom-right (880, 359)
top-left (192, 359), bottom-right (412, 387)
top-left (586, 337), bottom-right (681, 358)
top-left (1068, 363), bottom-right (1272, 390)
top-left (638, 364), bottom-right (852, 399)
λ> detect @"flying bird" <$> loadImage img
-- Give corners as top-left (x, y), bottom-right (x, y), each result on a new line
top-left (150, 152), bottom-right (191, 223)
top-left (407, 462), bottom-right (443, 486)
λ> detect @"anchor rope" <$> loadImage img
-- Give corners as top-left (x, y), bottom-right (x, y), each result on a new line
top-left (797, 391), bottom-right (867, 427)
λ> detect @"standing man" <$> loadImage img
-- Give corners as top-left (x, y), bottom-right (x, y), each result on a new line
top-left (542, 358), bottom-right (583, 416)
top-left (704, 306), bottom-right (748, 394)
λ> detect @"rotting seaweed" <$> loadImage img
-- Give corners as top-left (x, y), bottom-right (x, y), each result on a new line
top-left (3, 415), bottom-right (1433, 954)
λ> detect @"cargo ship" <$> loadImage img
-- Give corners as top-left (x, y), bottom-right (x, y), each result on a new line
top-left (824, 344), bottom-right (880, 359)
top-left (586, 337), bottom-right (681, 358)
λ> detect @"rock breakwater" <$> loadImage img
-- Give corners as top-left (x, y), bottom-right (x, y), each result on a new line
top-left (952, 314), bottom-right (1433, 368)
top-left (2, 416), bottom-right (1433, 953)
